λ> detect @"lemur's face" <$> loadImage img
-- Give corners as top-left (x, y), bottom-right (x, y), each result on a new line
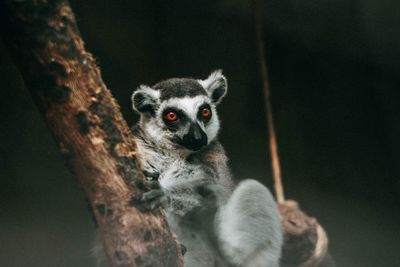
top-left (132, 70), bottom-right (227, 153)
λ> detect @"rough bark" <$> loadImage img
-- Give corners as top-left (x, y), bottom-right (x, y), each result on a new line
top-left (279, 201), bottom-right (335, 267)
top-left (0, 1), bottom-right (183, 267)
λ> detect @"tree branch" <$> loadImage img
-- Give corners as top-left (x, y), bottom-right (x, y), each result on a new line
top-left (0, 1), bottom-right (183, 266)
top-left (251, 1), bottom-right (335, 266)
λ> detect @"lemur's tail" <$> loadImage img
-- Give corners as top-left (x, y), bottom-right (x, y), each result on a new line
top-left (216, 179), bottom-right (283, 267)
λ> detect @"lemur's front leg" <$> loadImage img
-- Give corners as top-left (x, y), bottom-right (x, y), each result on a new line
top-left (130, 168), bottom-right (218, 215)
top-left (130, 171), bottom-right (169, 212)
top-left (143, 161), bottom-right (219, 217)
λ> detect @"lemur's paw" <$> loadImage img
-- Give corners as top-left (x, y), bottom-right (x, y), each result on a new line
top-left (195, 184), bottom-right (220, 211)
top-left (143, 170), bottom-right (160, 181)
top-left (180, 244), bottom-right (187, 256)
top-left (195, 184), bottom-right (216, 199)
top-left (130, 189), bottom-right (164, 212)
top-left (134, 179), bottom-right (160, 191)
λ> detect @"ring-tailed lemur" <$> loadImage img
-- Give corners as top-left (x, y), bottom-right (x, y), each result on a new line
top-left (130, 70), bottom-right (282, 267)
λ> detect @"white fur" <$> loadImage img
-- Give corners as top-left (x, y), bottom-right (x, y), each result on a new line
top-left (134, 133), bottom-right (283, 267)
top-left (198, 70), bottom-right (228, 104)
top-left (131, 85), bottom-right (160, 112)
top-left (161, 96), bottom-right (209, 121)
top-left (125, 72), bottom-right (282, 267)
top-left (156, 96), bottom-right (220, 145)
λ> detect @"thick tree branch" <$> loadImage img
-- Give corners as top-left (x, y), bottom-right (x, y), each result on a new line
top-left (0, 1), bottom-right (183, 266)
top-left (279, 201), bottom-right (335, 267)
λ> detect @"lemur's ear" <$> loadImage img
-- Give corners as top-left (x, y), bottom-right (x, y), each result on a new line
top-left (198, 70), bottom-right (227, 105)
top-left (131, 85), bottom-right (160, 115)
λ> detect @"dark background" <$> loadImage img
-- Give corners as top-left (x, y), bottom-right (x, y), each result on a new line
top-left (1, 0), bottom-right (399, 266)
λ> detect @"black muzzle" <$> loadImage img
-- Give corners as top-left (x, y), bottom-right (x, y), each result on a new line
top-left (179, 123), bottom-right (207, 151)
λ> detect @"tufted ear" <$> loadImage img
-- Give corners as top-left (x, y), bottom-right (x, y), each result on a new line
top-left (131, 85), bottom-right (160, 116)
top-left (198, 70), bottom-right (227, 105)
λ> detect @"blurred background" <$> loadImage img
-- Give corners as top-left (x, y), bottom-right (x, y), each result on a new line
top-left (1, 0), bottom-right (400, 266)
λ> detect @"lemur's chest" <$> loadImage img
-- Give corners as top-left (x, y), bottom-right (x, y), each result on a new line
top-left (138, 143), bottom-right (204, 189)
top-left (139, 146), bottom-right (176, 176)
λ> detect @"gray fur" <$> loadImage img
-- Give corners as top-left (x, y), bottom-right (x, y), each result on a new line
top-left (128, 70), bottom-right (283, 267)
top-left (153, 78), bottom-right (207, 101)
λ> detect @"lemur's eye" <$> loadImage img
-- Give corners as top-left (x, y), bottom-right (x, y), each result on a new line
top-left (164, 111), bottom-right (178, 122)
top-left (201, 107), bottom-right (211, 118)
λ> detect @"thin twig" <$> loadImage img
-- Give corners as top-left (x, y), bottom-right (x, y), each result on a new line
top-left (252, 0), bottom-right (285, 203)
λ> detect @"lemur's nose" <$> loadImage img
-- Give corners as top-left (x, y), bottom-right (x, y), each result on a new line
top-left (181, 123), bottom-right (207, 151)
top-left (192, 124), bottom-right (203, 141)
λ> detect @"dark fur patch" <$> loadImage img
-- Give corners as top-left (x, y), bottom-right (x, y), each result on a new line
top-left (153, 78), bottom-right (207, 100)
top-left (211, 86), bottom-right (226, 103)
top-left (133, 92), bottom-right (156, 115)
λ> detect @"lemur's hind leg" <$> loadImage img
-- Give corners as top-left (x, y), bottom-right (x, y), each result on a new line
top-left (216, 179), bottom-right (282, 267)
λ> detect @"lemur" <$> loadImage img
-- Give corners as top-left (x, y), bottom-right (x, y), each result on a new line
top-left (130, 70), bottom-right (282, 267)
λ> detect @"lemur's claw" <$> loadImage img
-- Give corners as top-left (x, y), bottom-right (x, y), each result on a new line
top-left (129, 192), bottom-right (143, 206)
top-left (134, 179), bottom-right (160, 191)
top-left (180, 244), bottom-right (187, 256)
top-left (143, 170), bottom-right (160, 181)
top-left (130, 189), bottom-right (164, 212)
top-left (141, 189), bottom-right (164, 201)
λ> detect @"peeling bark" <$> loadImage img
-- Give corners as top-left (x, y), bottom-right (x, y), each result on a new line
top-left (0, 1), bottom-right (183, 266)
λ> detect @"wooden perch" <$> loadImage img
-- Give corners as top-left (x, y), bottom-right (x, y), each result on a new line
top-left (0, 1), bottom-right (183, 267)
top-left (279, 201), bottom-right (335, 267)
top-left (1, 1), bottom-right (336, 267)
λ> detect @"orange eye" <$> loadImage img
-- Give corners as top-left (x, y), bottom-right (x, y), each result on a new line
top-left (165, 111), bottom-right (178, 122)
top-left (201, 108), bottom-right (211, 118)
